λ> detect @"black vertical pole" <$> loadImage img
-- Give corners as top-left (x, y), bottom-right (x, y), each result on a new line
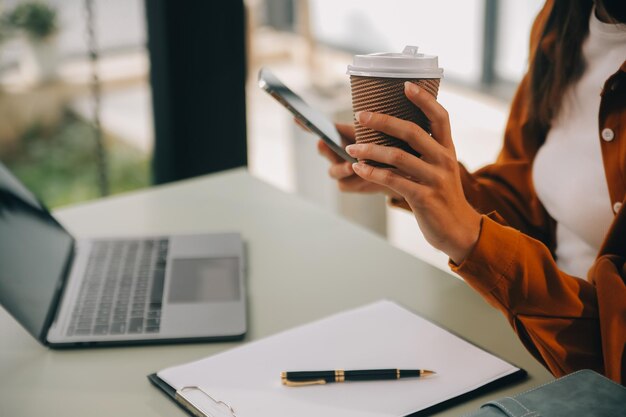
top-left (482, 0), bottom-right (499, 86)
top-left (145, 1), bottom-right (248, 184)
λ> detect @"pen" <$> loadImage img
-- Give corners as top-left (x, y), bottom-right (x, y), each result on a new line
top-left (281, 368), bottom-right (436, 386)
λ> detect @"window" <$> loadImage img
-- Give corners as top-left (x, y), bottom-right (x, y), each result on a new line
top-left (0, 0), bottom-right (151, 207)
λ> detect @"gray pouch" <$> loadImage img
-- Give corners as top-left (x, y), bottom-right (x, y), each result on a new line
top-left (464, 369), bottom-right (625, 417)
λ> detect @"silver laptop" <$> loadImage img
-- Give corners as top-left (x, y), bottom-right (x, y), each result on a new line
top-left (0, 162), bottom-right (246, 347)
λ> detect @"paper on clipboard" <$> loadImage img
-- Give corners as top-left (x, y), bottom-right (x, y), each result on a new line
top-left (156, 300), bottom-right (522, 417)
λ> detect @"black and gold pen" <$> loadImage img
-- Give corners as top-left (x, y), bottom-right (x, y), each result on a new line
top-left (281, 369), bottom-right (436, 386)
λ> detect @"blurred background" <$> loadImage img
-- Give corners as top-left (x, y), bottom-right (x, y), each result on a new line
top-left (0, 0), bottom-right (543, 273)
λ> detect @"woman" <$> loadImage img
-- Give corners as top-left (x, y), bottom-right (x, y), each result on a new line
top-left (317, 0), bottom-right (626, 383)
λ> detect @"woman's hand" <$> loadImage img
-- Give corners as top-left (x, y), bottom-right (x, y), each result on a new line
top-left (345, 82), bottom-right (481, 264)
top-left (312, 122), bottom-right (401, 198)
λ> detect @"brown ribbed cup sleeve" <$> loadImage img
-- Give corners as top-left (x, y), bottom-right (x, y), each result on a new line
top-left (350, 76), bottom-right (440, 165)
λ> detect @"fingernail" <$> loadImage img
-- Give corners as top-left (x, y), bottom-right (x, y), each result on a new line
top-left (404, 81), bottom-right (419, 95)
top-left (345, 144), bottom-right (358, 156)
top-left (356, 111), bottom-right (372, 124)
top-left (352, 162), bottom-right (363, 171)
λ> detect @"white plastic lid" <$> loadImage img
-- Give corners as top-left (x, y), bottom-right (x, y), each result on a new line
top-left (347, 45), bottom-right (443, 79)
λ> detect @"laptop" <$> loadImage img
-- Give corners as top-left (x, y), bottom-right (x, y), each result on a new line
top-left (0, 161), bottom-right (247, 347)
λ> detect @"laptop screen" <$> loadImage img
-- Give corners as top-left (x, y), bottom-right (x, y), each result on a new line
top-left (0, 162), bottom-right (74, 342)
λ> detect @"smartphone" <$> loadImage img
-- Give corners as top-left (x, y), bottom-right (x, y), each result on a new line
top-left (258, 67), bottom-right (357, 163)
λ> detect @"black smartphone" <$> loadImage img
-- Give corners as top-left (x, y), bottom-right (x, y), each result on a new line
top-left (258, 67), bottom-right (357, 163)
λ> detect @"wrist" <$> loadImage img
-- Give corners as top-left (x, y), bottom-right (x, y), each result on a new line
top-left (447, 211), bottom-right (482, 265)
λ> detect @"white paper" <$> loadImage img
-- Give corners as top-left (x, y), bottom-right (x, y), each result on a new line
top-left (158, 300), bottom-right (519, 417)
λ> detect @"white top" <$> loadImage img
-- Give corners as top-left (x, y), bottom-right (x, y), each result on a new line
top-left (532, 9), bottom-right (626, 279)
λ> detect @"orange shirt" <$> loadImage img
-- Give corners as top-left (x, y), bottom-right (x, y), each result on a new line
top-left (451, 2), bottom-right (626, 384)
top-left (391, 1), bottom-right (625, 384)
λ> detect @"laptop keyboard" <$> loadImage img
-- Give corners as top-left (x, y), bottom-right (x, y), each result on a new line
top-left (67, 239), bottom-right (168, 337)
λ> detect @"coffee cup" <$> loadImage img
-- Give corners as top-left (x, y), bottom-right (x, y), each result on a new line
top-left (347, 45), bottom-right (443, 166)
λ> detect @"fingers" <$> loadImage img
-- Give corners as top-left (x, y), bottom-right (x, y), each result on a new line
top-left (336, 175), bottom-right (382, 193)
top-left (351, 162), bottom-right (426, 200)
top-left (355, 111), bottom-right (442, 161)
top-left (345, 143), bottom-right (435, 184)
top-left (404, 82), bottom-right (453, 149)
top-left (317, 140), bottom-right (345, 164)
top-left (335, 123), bottom-right (356, 146)
top-left (328, 161), bottom-right (354, 180)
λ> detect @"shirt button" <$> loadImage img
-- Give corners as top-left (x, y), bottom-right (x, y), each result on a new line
top-left (601, 128), bottom-right (615, 142)
top-left (614, 201), bottom-right (623, 214)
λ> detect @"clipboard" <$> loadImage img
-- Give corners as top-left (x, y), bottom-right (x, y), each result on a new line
top-left (147, 378), bottom-right (239, 417)
top-left (148, 300), bottom-right (526, 417)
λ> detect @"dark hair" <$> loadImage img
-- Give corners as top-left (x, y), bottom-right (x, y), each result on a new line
top-left (601, 0), bottom-right (626, 22)
top-left (526, 0), bottom-right (593, 139)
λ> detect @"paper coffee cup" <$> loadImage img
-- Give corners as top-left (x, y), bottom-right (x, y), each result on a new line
top-left (347, 46), bottom-right (443, 165)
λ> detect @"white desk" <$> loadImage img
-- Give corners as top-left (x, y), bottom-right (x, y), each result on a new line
top-left (0, 168), bottom-right (551, 416)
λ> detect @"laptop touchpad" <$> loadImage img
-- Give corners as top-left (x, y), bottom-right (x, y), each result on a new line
top-left (168, 257), bottom-right (240, 303)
